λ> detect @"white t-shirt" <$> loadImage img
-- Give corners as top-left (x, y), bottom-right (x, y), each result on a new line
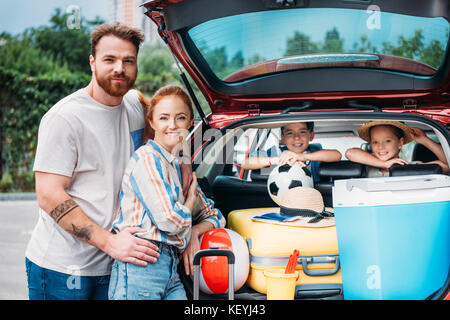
top-left (26, 88), bottom-right (144, 276)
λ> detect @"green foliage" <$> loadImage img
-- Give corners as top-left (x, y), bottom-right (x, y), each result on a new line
top-left (135, 42), bottom-right (211, 116)
top-left (0, 8), bottom-right (100, 192)
top-left (381, 30), bottom-right (445, 69)
top-left (138, 42), bottom-right (177, 76)
top-left (136, 42), bottom-right (180, 94)
top-left (352, 34), bottom-right (379, 54)
top-left (0, 67), bottom-right (90, 191)
top-left (22, 8), bottom-right (104, 74)
top-left (322, 27), bottom-right (344, 53)
top-left (200, 27), bottom-right (446, 79)
top-left (419, 40), bottom-right (446, 69)
top-left (285, 28), bottom-right (445, 69)
top-left (0, 36), bottom-right (67, 76)
top-left (230, 50), bottom-right (244, 71)
top-left (0, 172), bottom-right (13, 193)
top-left (285, 31), bottom-right (319, 56)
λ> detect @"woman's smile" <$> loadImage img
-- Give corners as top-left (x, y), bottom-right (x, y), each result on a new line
top-left (150, 95), bottom-right (193, 153)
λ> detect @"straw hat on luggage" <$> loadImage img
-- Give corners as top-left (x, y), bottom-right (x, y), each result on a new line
top-left (278, 187), bottom-right (335, 227)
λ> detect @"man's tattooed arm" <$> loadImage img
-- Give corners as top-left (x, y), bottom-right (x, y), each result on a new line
top-left (70, 224), bottom-right (93, 242)
top-left (49, 199), bottom-right (93, 242)
top-left (49, 199), bottom-right (79, 223)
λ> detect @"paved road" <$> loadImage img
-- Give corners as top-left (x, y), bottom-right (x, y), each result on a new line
top-left (0, 200), bottom-right (39, 300)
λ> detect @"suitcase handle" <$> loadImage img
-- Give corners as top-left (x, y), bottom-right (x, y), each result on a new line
top-left (193, 248), bottom-right (235, 265)
top-left (193, 248), bottom-right (235, 300)
top-left (300, 256), bottom-right (340, 276)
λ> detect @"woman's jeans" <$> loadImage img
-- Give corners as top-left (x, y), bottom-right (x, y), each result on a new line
top-left (108, 241), bottom-right (187, 300)
top-left (25, 257), bottom-right (110, 300)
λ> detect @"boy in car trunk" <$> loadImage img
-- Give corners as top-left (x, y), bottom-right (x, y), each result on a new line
top-left (242, 122), bottom-right (341, 181)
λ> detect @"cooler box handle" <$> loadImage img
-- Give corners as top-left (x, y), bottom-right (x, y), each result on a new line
top-left (193, 248), bottom-right (235, 300)
top-left (300, 256), bottom-right (340, 276)
top-left (346, 176), bottom-right (450, 192)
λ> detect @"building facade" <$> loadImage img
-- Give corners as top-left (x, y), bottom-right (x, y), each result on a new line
top-left (109, 0), bottom-right (160, 44)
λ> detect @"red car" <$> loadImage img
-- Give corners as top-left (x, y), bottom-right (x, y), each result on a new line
top-left (143, 0), bottom-right (450, 300)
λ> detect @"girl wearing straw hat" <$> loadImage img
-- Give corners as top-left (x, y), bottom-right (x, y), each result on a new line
top-left (345, 121), bottom-right (448, 177)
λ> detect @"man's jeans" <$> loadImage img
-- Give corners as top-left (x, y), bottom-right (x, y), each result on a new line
top-left (108, 241), bottom-right (187, 300)
top-left (25, 258), bottom-right (110, 300)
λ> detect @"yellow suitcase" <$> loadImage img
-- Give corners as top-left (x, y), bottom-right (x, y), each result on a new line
top-left (228, 207), bottom-right (342, 299)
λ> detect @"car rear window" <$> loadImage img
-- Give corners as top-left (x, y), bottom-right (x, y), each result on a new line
top-left (188, 7), bottom-right (449, 82)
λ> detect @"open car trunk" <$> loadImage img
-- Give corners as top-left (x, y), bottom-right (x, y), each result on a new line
top-left (185, 111), bottom-right (450, 300)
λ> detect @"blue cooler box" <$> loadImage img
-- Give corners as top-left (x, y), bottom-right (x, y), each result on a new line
top-left (332, 174), bottom-right (450, 300)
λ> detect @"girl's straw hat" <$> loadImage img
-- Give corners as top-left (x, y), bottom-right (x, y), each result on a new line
top-left (358, 120), bottom-right (413, 143)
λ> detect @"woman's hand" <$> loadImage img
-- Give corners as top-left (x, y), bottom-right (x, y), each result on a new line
top-left (182, 227), bottom-right (201, 276)
top-left (182, 221), bottom-right (215, 276)
top-left (180, 162), bottom-right (193, 198)
top-left (184, 173), bottom-right (197, 211)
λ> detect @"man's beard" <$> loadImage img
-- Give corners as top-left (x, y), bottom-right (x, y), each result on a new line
top-left (95, 70), bottom-right (136, 97)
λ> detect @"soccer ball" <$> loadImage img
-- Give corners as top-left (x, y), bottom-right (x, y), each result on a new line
top-left (267, 164), bottom-right (313, 205)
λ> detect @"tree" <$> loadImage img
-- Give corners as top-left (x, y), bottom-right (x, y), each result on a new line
top-left (353, 34), bottom-right (379, 53)
top-left (419, 40), bottom-right (445, 69)
top-left (350, 29), bottom-right (445, 69)
top-left (134, 41), bottom-right (211, 118)
top-left (230, 50), bottom-right (244, 71)
top-left (322, 27), bottom-right (344, 53)
top-left (138, 42), bottom-right (176, 76)
top-left (23, 8), bottom-right (104, 74)
top-left (382, 29), bottom-right (444, 69)
top-left (0, 9), bottom-right (101, 191)
top-left (135, 42), bottom-right (179, 95)
top-left (204, 46), bottom-right (229, 78)
top-left (284, 31), bottom-right (319, 56)
top-left (246, 53), bottom-right (265, 65)
top-left (382, 29), bottom-right (424, 60)
top-left (0, 35), bottom-right (64, 76)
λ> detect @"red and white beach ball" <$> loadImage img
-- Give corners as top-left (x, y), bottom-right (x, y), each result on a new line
top-left (197, 228), bottom-right (249, 294)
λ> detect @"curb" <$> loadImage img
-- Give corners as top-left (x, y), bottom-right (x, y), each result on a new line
top-left (0, 193), bottom-right (37, 201)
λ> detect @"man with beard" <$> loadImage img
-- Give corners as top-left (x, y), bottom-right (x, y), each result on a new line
top-left (25, 23), bottom-right (161, 300)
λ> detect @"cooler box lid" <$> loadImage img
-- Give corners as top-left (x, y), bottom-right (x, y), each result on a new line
top-left (332, 174), bottom-right (450, 208)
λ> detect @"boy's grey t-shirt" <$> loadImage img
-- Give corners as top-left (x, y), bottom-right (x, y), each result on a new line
top-left (26, 88), bottom-right (144, 276)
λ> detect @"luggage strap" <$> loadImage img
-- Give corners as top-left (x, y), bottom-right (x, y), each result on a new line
top-left (250, 253), bottom-right (340, 277)
top-left (279, 206), bottom-right (334, 223)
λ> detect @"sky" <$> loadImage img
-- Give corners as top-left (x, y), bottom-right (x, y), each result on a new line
top-left (0, 0), bottom-right (110, 36)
